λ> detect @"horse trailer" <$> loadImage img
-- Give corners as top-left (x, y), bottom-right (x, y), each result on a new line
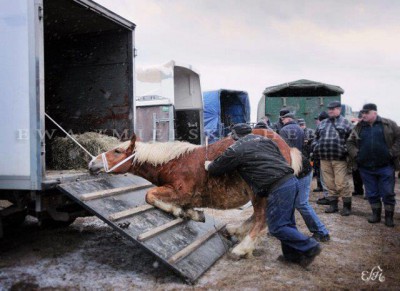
top-left (136, 61), bottom-right (205, 145)
top-left (203, 89), bottom-right (251, 144)
top-left (0, 0), bottom-right (136, 234)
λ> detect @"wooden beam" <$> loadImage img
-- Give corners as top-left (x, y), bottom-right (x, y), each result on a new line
top-left (80, 183), bottom-right (153, 201)
top-left (168, 224), bottom-right (225, 264)
top-left (109, 204), bottom-right (154, 221)
top-left (137, 218), bottom-right (184, 242)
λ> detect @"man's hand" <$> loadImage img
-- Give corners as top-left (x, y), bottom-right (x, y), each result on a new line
top-left (204, 161), bottom-right (212, 171)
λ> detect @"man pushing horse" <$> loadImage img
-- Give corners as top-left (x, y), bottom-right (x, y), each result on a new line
top-left (205, 123), bottom-right (321, 267)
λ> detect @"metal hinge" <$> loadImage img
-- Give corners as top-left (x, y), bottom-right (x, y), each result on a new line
top-left (38, 6), bottom-right (43, 20)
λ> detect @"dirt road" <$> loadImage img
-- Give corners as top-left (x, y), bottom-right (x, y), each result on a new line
top-left (1, 179), bottom-right (399, 290)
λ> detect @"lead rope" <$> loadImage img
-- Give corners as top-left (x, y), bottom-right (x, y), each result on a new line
top-left (45, 113), bottom-right (96, 160)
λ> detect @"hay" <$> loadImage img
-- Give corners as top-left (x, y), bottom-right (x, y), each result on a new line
top-left (50, 132), bottom-right (121, 170)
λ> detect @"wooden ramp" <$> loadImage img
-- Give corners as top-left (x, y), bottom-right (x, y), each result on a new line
top-left (57, 173), bottom-right (231, 284)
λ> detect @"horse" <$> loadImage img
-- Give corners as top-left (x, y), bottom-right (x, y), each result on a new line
top-left (88, 128), bottom-right (302, 258)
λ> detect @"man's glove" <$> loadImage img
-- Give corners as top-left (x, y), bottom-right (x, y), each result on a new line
top-left (204, 161), bottom-right (212, 171)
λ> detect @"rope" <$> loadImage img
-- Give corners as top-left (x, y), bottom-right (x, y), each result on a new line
top-left (45, 113), bottom-right (95, 159)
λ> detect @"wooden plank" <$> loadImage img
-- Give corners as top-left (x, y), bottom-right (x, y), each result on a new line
top-left (80, 183), bottom-right (153, 201)
top-left (137, 218), bottom-right (184, 242)
top-left (168, 224), bottom-right (225, 264)
top-left (109, 204), bottom-right (154, 221)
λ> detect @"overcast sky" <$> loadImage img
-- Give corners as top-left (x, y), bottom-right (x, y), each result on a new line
top-left (96, 0), bottom-right (400, 123)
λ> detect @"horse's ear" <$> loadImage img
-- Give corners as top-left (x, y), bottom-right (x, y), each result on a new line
top-left (127, 133), bottom-right (137, 153)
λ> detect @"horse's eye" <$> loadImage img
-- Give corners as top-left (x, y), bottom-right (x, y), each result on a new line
top-left (115, 149), bottom-right (122, 154)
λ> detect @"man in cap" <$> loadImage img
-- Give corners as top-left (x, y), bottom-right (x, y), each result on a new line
top-left (205, 123), bottom-right (321, 266)
top-left (279, 112), bottom-right (304, 150)
top-left (271, 108), bottom-right (290, 134)
top-left (312, 101), bottom-right (353, 216)
top-left (347, 103), bottom-right (400, 227)
top-left (254, 120), bottom-right (269, 129)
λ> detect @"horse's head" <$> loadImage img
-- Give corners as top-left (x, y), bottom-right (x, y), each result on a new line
top-left (88, 134), bottom-right (137, 175)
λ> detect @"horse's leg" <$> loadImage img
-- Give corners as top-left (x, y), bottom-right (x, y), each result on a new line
top-left (145, 186), bottom-right (205, 222)
top-left (226, 213), bottom-right (255, 241)
top-left (231, 195), bottom-right (267, 258)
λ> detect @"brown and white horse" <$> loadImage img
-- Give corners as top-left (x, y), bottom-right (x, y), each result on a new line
top-left (88, 128), bottom-right (302, 258)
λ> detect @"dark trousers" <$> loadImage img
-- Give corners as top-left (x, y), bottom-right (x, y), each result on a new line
top-left (352, 168), bottom-right (364, 194)
top-left (313, 159), bottom-right (322, 189)
top-left (359, 165), bottom-right (396, 206)
top-left (267, 177), bottom-right (318, 258)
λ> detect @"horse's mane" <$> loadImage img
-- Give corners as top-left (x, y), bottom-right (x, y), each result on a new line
top-left (133, 141), bottom-right (201, 166)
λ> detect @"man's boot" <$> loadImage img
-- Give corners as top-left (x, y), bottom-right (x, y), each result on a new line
top-left (325, 199), bottom-right (338, 213)
top-left (340, 197), bottom-right (351, 216)
top-left (368, 203), bottom-right (382, 223)
top-left (384, 205), bottom-right (395, 227)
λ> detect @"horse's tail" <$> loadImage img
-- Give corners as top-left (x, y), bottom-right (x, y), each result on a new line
top-left (289, 147), bottom-right (302, 176)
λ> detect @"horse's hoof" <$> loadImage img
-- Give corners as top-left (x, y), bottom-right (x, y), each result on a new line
top-left (185, 209), bottom-right (205, 222)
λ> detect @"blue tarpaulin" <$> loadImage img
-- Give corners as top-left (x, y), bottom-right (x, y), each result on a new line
top-left (203, 89), bottom-right (250, 143)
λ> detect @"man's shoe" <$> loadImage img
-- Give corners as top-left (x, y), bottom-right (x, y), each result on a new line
top-left (316, 197), bottom-right (330, 205)
top-left (325, 199), bottom-right (339, 213)
top-left (313, 187), bottom-right (323, 192)
top-left (368, 203), bottom-right (382, 223)
top-left (352, 191), bottom-right (363, 196)
top-left (340, 198), bottom-right (352, 216)
top-left (312, 233), bottom-right (330, 242)
top-left (299, 244), bottom-right (322, 267)
top-left (385, 210), bottom-right (395, 227)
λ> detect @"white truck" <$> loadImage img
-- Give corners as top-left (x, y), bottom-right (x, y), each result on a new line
top-left (0, 0), bottom-right (136, 236)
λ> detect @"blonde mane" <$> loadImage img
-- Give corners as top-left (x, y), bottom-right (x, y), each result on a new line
top-left (132, 141), bottom-right (201, 166)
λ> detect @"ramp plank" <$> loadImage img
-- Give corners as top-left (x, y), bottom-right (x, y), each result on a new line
top-left (168, 224), bottom-right (225, 264)
top-left (138, 218), bottom-right (184, 242)
top-left (109, 204), bottom-right (154, 221)
top-left (80, 183), bottom-right (152, 201)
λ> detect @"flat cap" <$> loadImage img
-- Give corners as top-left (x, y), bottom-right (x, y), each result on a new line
top-left (279, 108), bottom-right (290, 117)
top-left (231, 123), bottom-right (252, 135)
top-left (360, 103), bottom-right (377, 113)
top-left (254, 121), bottom-right (268, 129)
top-left (281, 112), bottom-right (296, 119)
top-left (297, 118), bottom-right (306, 125)
top-left (327, 101), bottom-right (341, 109)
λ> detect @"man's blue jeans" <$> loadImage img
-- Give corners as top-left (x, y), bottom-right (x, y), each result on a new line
top-left (359, 165), bottom-right (396, 206)
top-left (296, 172), bottom-right (329, 236)
top-left (267, 177), bottom-right (319, 256)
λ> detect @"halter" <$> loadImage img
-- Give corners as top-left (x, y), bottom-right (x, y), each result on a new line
top-left (99, 151), bottom-right (136, 173)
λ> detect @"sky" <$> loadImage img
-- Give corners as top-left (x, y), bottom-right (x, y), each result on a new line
top-left (96, 0), bottom-right (400, 123)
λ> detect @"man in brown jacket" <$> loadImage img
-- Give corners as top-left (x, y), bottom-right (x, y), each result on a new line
top-left (347, 103), bottom-right (400, 227)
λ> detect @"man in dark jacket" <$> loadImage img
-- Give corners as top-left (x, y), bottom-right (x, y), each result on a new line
top-left (279, 112), bottom-right (304, 151)
top-left (347, 103), bottom-right (400, 227)
top-left (280, 114), bottom-right (330, 242)
top-left (271, 108), bottom-right (290, 134)
top-left (205, 123), bottom-right (321, 266)
top-left (312, 101), bottom-right (353, 216)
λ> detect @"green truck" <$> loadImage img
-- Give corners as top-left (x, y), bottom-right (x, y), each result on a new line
top-left (257, 79), bottom-right (347, 129)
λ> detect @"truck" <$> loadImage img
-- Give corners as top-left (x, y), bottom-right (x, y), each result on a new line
top-left (257, 79), bottom-right (344, 129)
top-left (0, 0), bottom-right (136, 236)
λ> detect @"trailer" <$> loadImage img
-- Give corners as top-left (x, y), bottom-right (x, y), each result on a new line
top-left (257, 79), bottom-right (344, 129)
top-left (0, 1), bottom-right (229, 282)
top-left (203, 89), bottom-right (251, 144)
top-left (136, 61), bottom-right (204, 145)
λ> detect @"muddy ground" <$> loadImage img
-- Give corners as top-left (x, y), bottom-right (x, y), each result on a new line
top-left (1, 178), bottom-right (400, 290)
